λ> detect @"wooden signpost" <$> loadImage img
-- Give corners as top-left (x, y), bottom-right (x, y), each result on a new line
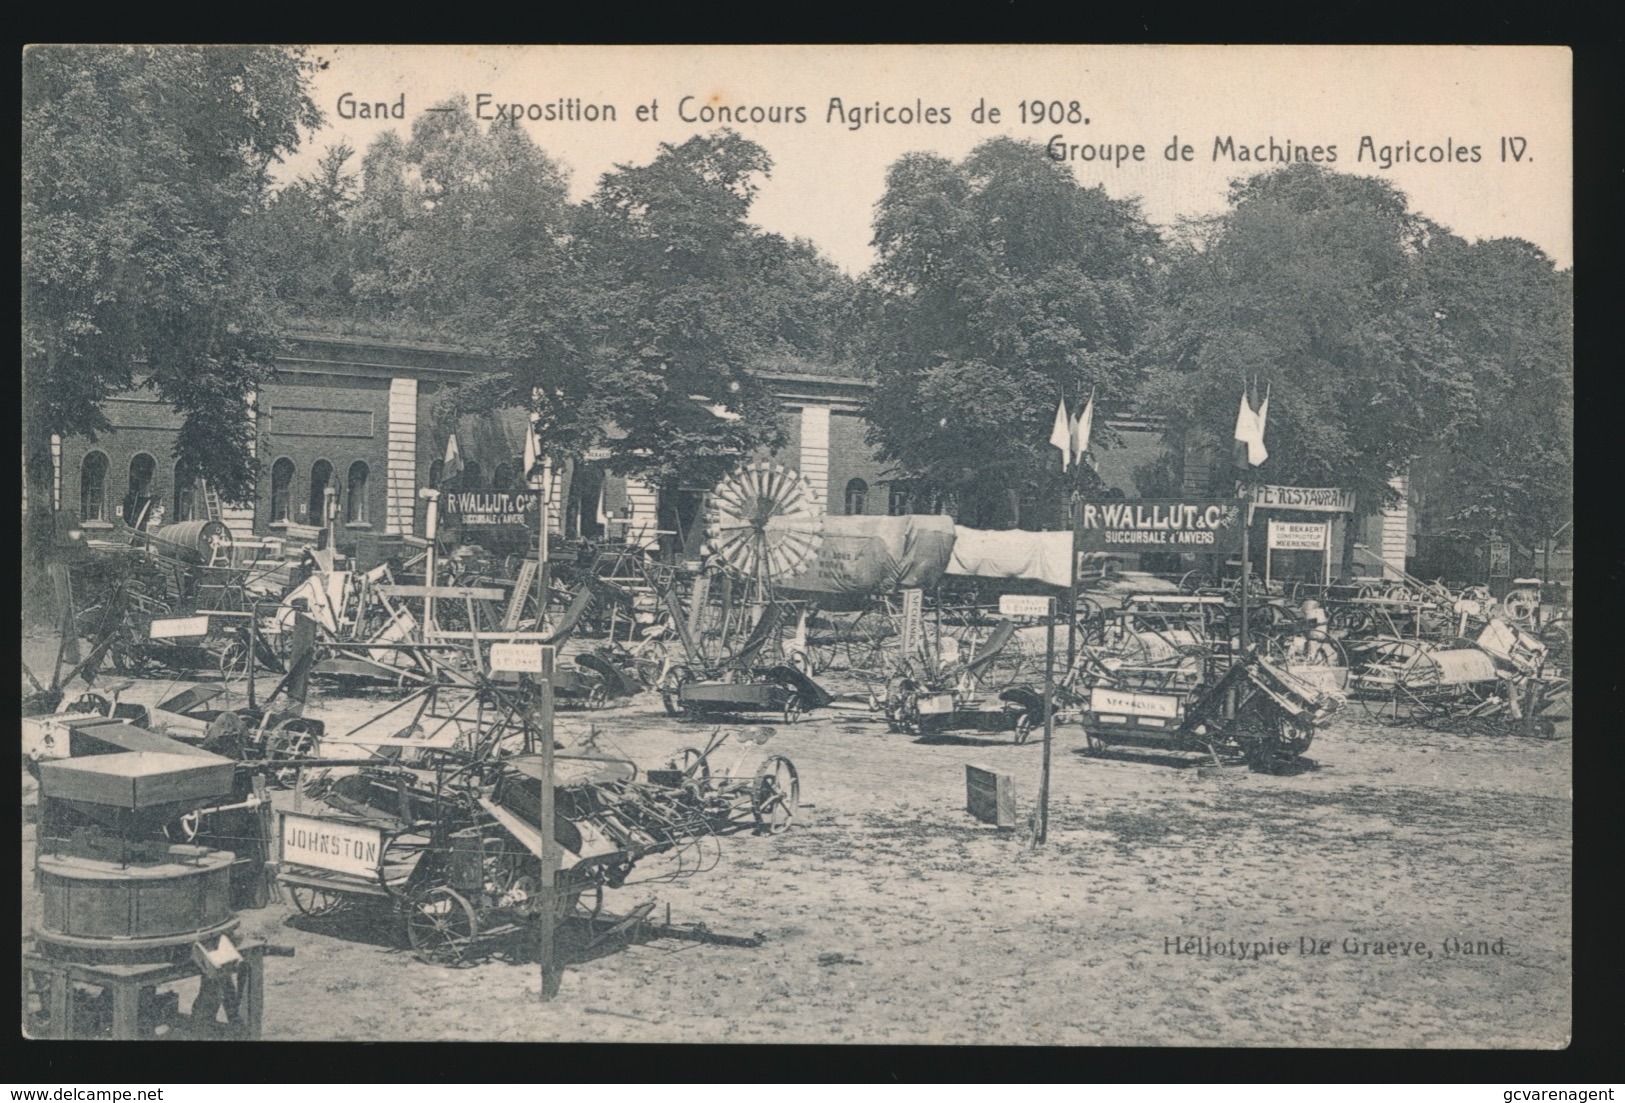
top-left (1000, 593), bottom-right (1056, 846)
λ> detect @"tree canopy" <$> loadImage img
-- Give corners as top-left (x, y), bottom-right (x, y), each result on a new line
top-left (256, 117), bottom-right (865, 495)
top-left (1415, 235), bottom-right (1573, 548)
top-left (1139, 164), bottom-right (1475, 514)
top-left (22, 45), bottom-right (321, 584)
top-left (863, 138), bottom-right (1162, 526)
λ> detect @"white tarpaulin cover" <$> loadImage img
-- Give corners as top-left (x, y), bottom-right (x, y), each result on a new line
top-left (776, 514), bottom-right (958, 596)
top-left (946, 527), bottom-right (1074, 589)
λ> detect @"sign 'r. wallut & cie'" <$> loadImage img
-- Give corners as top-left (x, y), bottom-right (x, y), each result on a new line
top-left (1075, 499), bottom-right (1245, 554)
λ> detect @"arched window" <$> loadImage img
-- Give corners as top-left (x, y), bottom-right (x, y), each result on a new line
top-left (173, 461), bottom-right (196, 522)
top-left (491, 461), bottom-right (517, 490)
top-left (461, 460), bottom-right (483, 488)
top-left (887, 485), bottom-right (910, 517)
top-left (346, 461), bottom-right (369, 524)
top-left (270, 458), bottom-right (295, 523)
top-left (124, 453), bottom-right (156, 526)
top-left (429, 459), bottom-right (444, 488)
top-left (844, 478), bottom-right (869, 516)
top-left (308, 459), bottom-right (334, 524)
top-left (79, 451), bottom-right (109, 522)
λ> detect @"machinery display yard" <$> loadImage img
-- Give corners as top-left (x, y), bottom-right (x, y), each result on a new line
top-left (20, 648), bottom-right (1571, 1047)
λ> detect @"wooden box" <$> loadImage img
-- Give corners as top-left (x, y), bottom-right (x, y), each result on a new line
top-left (38, 751), bottom-right (236, 811)
top-left (965, 764), bottom-right (1016, 828)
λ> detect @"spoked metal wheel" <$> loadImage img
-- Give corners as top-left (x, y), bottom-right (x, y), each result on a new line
top-left (782, 691), bottom-right (805, 725)
top-left (265, 718), bottom-right (321, 788)
top-left (1240, 710), bottom-right (1315, 772)
top-left (218, 640), bottom-right (252, 685)
top-left (660, 665), bottom-right (694, 719)
top-left (1350, 640), bottom-right (1431, 725)
top-left (1013, 710), bottom-right (1036, 745)
top-left (406, 885), bottom-right (480, 966)
top-left (752, 755), bottom-right (800, 835)
top-left (289, 885), bottom-right (350, 918)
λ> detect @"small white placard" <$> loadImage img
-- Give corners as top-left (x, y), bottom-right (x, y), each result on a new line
top-left (1267, 521), bottom-right (1329, 551)
top-left (148, 615), bottom-right (211, 639)
top-left (489, 642), bottom-right (548, 673)
top-left (998, 594), bottom-right (1054, 617)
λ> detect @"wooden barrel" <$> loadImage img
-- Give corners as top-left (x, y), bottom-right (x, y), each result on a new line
top-left (150, 520), bottom-right (234, 567)
top-left (37, 845), bottom-right (235, 944)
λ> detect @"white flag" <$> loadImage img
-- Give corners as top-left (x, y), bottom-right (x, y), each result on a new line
top-left (523, 417), bottom-right (541, 485)
top-left (1072, 389), bottom-right (1095, 462)
top-left (1252, 384), bottom-right (1270, 466)
top-left (1233, 388), bottom-right (1260, 466)
top-left (441, 433), bottom-right (463, 484)
top-left (1049, 396), bottom-right (1071, 471)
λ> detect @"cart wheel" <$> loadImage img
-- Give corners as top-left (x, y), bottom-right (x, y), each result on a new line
top-left (289, 885), bottom-right (349, 918)
top-left (266, 719), bottom-right (321, 789)
top-left (406, 885), bottom-right (480, 966)
top-left (218, 640), bottom-right (251, 684)
top-left (782, 692), bottom-right (805, 725)
top-left (753, 755), bottom-right (800, 835)
top-left (1013, 711), bottom-right (1035, 745)
top-left (661, 665), bottom-right (694, 719)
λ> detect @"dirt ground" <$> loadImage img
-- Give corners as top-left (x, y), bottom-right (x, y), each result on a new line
top-left (21, 631), bottom-right (1571, 1047)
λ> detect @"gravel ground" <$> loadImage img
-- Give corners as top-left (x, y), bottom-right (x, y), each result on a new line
top-left (21, 632), bottom-right (1571, 1047)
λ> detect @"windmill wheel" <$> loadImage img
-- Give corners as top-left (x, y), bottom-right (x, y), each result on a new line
top-left (702, 461), bottom-right (825, 588)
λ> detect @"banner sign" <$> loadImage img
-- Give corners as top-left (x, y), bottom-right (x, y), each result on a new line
top-left (1250, 485), bottom-right (1357, 513)
top-left (900, 588), bottom-right (924, 656)
top-left (1089, 687), bottom-right (1181, 719)
top-left (1267, 521), bottom-right (1329, 551)
top-left (1074, 499), bottom-right (1244, 554)
top-left (440, 490), bottom-right (540, 527)
top-left (148, 615), bottom-right (211, 639)
top-left (279, 812), bottom-right (384, 879)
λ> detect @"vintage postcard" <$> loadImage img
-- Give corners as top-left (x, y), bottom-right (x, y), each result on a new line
top-left (21, 45), bottom-right (1571, 1046)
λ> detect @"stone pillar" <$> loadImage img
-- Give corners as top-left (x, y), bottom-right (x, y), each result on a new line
top-left (220, 391), bottom-right (257, 539)
top-left (798, 404), bottom-right (830, 510)
top-left (386, 378), bottom-right (418, 536)
top-left (623, 475), bottom-right (661, 549)
top-left (1378, 473), bottom-right (1411, 579)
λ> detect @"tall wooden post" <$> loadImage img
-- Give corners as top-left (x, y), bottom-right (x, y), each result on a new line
top-left (420, 489), bottom-right (440, 640)
top-left (1067, 490), bottom-right (1081, 671)
top-left (534, 646), bottom-right (562, 1001)
top-left (1037, 596), bottom-right (1056, 846)
top-left (1239, 501), bottom-right (1252, 650)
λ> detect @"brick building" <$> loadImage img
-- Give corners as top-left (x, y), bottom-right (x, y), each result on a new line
top-left (46, 333), bottom-right (897, 554)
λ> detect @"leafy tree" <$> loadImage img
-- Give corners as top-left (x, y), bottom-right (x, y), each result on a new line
top-left (571, 130), bottom-right (796, 491)
top-left (863, 138), bottom-right (1162, 527)
top-left (1415, 235), bottom-right (1572, 551)
top-left (22, 45), bottom-right (321, 593)
top-left (1140, 164), bottom-right (1473, 515)
top-left (253, 142), bottom-right (360, 322)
